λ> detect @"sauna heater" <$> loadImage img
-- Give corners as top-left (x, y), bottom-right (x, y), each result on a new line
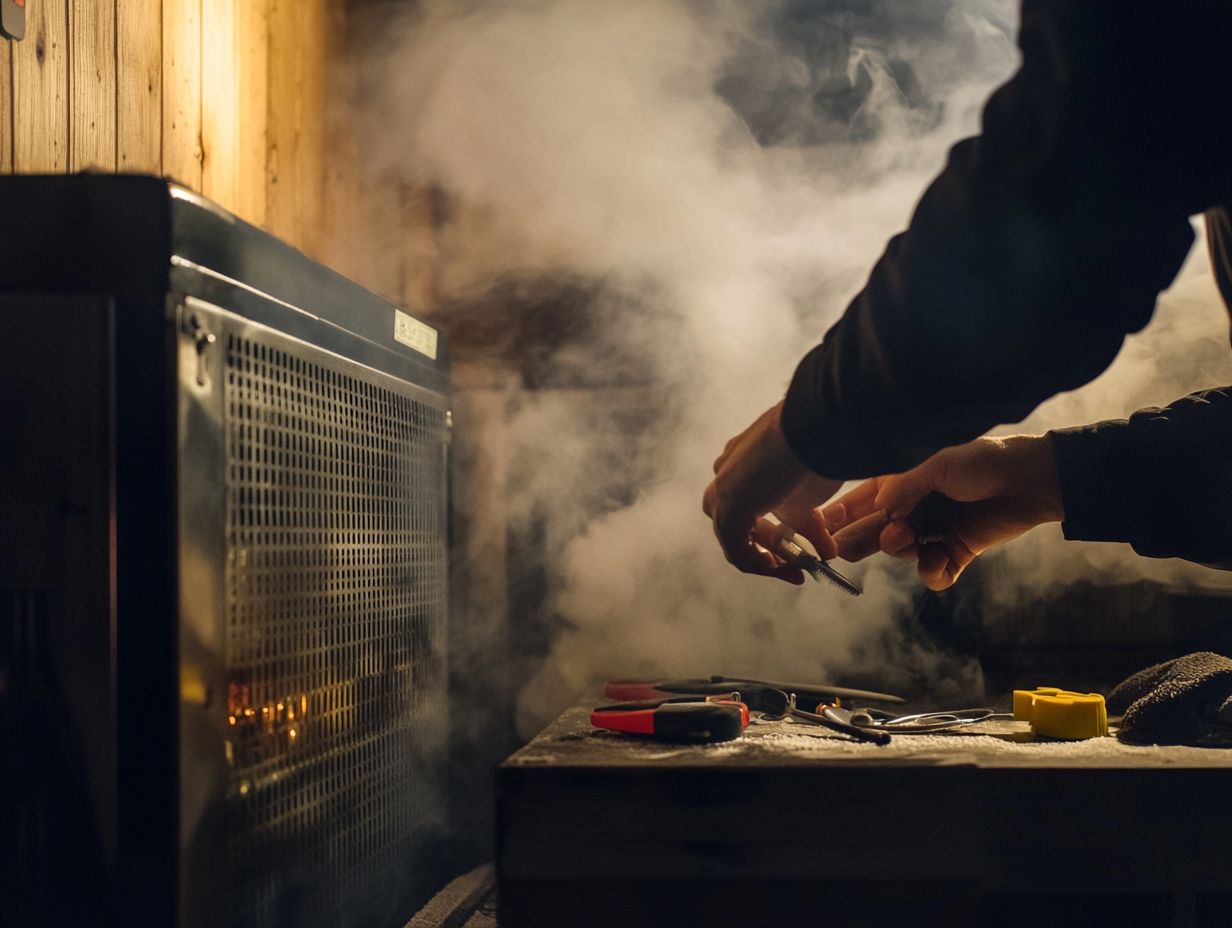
top-left (0, 175), bottom-right (452, 928)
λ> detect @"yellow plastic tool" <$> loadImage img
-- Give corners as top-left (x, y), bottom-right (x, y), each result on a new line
top-left (1012, 687), bottom-right (1108, 740)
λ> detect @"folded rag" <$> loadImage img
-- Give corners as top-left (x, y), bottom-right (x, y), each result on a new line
top-left (1107, 651), bottom-right (1232, 747)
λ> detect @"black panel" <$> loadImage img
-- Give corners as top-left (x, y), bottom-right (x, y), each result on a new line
top-left (0, 175), bottom-right (448, 394)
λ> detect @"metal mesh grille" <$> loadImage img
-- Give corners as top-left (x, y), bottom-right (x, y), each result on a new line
top-left (223, 333), bottom-right (448, 928)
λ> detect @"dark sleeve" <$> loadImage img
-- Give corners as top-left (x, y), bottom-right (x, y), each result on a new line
top-left (1048, 389), bottom-right (1232, 565)
top-left (780, 0), bottom-right (1231, 479)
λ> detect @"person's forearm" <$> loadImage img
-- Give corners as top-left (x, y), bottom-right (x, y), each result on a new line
top-left (1049, 388), bottom-right (1232, 565)
top-left (782, 0), bottom-right (1228, 479)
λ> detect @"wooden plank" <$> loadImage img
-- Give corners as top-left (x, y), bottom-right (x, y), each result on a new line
top-left (1, 38), bottom-right (12, 172)
top-left (294, 0), bottom-right (325, 258)
top-left (162, 0), bottom-right (201, 189)
top-left (267, 0), bottom-right (326, 253)
top-left (200, 0), bottom-right (237, 211)
top-left (117, 0), bottom-right (162, 173)
top-left (13, 0), bottom-right (69, 172)
top-left (235, 0), bottom-right (268, 227)
top-left (264, 0), bottom-right (298, 244)
top-left (69, 0), bottom-right (118, 171)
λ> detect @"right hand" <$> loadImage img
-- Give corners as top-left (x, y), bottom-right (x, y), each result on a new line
top-left (823, 435), bottom-right (1065, 590)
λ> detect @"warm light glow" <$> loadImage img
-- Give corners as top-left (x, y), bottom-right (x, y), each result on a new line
top-left (225, 682), bottom-right (312, 766)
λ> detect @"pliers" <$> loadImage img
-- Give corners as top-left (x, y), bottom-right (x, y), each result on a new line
top-left (591, 695), bottom-right (749, 744)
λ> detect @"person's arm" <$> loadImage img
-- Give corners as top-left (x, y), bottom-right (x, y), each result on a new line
top-left (1051, 388), bottom-right (1232, 565)
top-left (780, 0), bottom-right (1226, 480)
top-left (824, 434), bottom-right (1064, 590)
top-left (825, 388), bottom-right (1232, 588)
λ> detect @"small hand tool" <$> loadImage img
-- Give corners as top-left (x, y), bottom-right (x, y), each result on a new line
top-left (763, 515), bottom-right (863, 595)
top-left (591, 695), bottom-right (749, 744)
top-left (844, 706), bottom-right (1013, 734)
top-left (605, 677), bottom-right (904, 709)
top-left (766, 693), bottom-right (891, 746)
top-left (709, 676), bottom-right (905, 706)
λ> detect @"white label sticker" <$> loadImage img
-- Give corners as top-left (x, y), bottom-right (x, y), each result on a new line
top-left (393, 309), bottom-right (439, 360)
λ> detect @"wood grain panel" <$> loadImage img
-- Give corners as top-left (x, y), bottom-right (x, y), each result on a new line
top-left (162, 0), bottom-right (201, 189)
top-left (267, 0), bottom-right (327, 253)
top-left (1, 39), bottom-right (12, 173)
top-left (236, 0), bottom-right (269, 227)
top-left (201, 0), bottom-right (238, 211)
top-left (294, 0), bottom-right (325, 257)
top-left (70, 1), bottom-right (118, 171)
top-left (117, 0), bottom-right (162, 173)
top-left (265, 0), bottom-right (299, 245)
top-left (13, 0), bottom-right (69, 172)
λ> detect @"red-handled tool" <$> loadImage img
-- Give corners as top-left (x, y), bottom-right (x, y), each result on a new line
top-left (591, 696), bottom-right (748, 744)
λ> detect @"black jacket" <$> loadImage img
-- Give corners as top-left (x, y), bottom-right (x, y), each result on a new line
top-left (780, 0), bottom-right (1232, 565)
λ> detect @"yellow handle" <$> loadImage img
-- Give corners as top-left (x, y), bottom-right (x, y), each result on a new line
top-left (1012, 686), bottom-right (1108, 740)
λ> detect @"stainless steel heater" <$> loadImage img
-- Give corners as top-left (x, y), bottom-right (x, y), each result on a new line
top-left (0, 175), bottom-right (451, 928)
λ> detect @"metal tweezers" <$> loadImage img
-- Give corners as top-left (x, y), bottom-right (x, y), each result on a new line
top-left (770, 529), bottom-right (863, 596)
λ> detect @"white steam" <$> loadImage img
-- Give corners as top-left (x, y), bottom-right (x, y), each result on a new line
top-left (365, 0), bottom-right (1232, 733)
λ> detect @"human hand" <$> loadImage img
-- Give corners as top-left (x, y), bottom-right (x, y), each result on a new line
top-left (702, 401), bottom-right (843, 584)
top-left (823, 435), bottom-right (1064, 590)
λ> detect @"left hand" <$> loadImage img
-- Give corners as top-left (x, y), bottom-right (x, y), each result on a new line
top-left (702, 402), bottom-right (843, 584)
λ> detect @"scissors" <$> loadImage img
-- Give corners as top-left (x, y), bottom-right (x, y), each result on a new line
top-left (840, 706), bottom-right (1014, 734)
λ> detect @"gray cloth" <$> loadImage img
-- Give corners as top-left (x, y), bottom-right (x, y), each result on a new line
top-left (1108, 652), bottom-right (1232, 747)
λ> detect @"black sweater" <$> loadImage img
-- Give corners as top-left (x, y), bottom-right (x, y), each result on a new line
top-left (780, 0), bottom-right (1232, 565)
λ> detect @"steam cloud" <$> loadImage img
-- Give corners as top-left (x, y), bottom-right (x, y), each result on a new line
top-left (365, 0), bottom-right (1232, 734)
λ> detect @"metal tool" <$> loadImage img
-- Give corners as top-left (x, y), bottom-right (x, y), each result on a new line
top-left (767, 693), bottom-right (891, 746)
top-left (843, 706), bottom-right (1013, 734)
top-left (591, 695), bottom-right (749, 744)
top-left (605, 677), bottom-right (904, 709)
top-left (706, 676), bottom-right (904, 706)
top-left (770, 530), bottom-right (863, 596)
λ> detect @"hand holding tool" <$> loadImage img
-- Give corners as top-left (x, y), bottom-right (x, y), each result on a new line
top-left (909, 491), bottom-right (961, 545)
top-left (762, 512), bottom-right (862, 595)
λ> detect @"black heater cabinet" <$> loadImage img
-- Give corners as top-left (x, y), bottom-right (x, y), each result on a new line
top-left (0, 175), bottom-right (452, 928)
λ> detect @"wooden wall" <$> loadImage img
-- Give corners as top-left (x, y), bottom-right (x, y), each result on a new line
top-left (0, 0), bottom-right (433, 307)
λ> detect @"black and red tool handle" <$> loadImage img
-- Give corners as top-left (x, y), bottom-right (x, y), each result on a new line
top-left (591, 698), bottom-right (748, 744)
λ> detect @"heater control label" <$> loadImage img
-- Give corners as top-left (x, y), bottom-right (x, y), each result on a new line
top-left (394, 310), bottom-right (439, 360)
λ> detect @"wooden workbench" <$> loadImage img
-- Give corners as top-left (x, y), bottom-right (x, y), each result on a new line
top-left (497, 706), bottom-right (1232, 928)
